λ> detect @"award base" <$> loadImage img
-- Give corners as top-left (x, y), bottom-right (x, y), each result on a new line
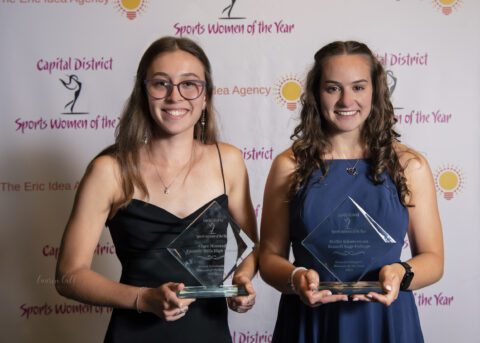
top-left (318, 281), bottom-right (385, 295)
top-left (177, 285), bottom-right (248, 299)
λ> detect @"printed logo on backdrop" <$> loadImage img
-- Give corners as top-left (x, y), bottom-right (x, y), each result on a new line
top-left (386, 70), bottom-right (404, 112)
top-left (434, 164), bottom-right (465, 200)
top-left (2, 1), bottom-right (108, 7)
top-left (0, 0), bottom-right (148, 19)
top-left (220, 0), bottom-right (245, 20)
top-left (243, 147), bottom-right (274, 161)
top-left (173, 0), bottom-right (295, 36)
top-left (232, 330), bottom-right (272, 343)
top-left (414, 291), bottom-right (454, 307)
top-left (114, 0), bottom-right (148, 20)
top-left (213, 73), bottom-right (302, 112)
top-left (20, 302), bottom-right (113, 319)
top-left (376, 51), bottom-right (454, 126)
top-left (60, 74), bottom-right (88, 115)
top-left (42, 242), bottom-right (115, 260)
top-left (274, 75), bottom-right (303, 111)
top-left (432, 0), bottom-right (462, 15)
top-left (394, 0), bottom-right (463, 16)
top-left (14, 57), bottom-right (118, 134)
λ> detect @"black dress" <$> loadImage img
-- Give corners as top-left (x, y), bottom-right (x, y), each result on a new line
top-left (104, 147), bottom-right (232, 343)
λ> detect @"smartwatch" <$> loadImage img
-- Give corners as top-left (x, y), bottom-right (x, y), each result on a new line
top-left (398, 262), bottom-right (414, 291)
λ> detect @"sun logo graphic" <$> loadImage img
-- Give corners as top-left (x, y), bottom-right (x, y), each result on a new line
top-left (114, 0), bottom-right (148, 20)
top-left (274, 75), bottom-right (303, 111)
top-left (434, 165), bottom-right (465, 200)
top-left (432, 0), bottom-right (462, 15)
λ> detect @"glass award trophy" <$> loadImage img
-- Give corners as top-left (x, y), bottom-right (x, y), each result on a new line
top-left (302, 196), bottom-right (396, 295)
top-left (167, 201), bottom-right (255, 298)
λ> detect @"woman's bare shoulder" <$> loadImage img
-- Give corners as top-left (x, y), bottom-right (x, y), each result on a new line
top-left (272, 148), bottom-right (296, 173)
top-left (394, 143), bottom-right (431, 177)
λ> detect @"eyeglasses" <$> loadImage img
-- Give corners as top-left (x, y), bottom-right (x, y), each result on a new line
top-left (144, 79), bottom-right (206, 100)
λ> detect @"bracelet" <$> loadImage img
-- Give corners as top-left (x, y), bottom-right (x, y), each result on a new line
top-left (135, 287), bottom-right (144, 313)
top-left (288, 267), bottom-right (307, 294)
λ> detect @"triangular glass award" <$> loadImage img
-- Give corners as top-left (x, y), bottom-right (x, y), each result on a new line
top-left (167, 201), bottom-right (254, 298)
top-left (302, 196), bottom-right (396, 294)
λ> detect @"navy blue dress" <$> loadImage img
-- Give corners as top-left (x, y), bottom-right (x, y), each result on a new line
top-left (272, 160), bottom-right (423, 343)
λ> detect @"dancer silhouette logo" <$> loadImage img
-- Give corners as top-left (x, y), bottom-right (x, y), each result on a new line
top-left (220, 0), bottom-right (246, 20)
top-left (386, 69), bottom-right (404, 111)
top-left (59, 74), bottom-right (88, 115)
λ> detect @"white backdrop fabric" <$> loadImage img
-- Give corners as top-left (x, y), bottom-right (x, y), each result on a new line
top-left (1, 1), bottom-right (478, 342)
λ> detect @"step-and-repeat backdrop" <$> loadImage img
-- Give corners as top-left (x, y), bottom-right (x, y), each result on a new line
top-left (1, 1), bottom-right (478, 342)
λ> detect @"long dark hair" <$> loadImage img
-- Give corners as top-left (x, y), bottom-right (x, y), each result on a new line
top-left (98, 36), bottom-right (218, 211)
top-left (290, 41), bottom-right (410, 205)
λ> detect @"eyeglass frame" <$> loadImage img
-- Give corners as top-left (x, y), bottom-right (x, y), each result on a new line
top-left (143, 79), bottom-right (207, 100)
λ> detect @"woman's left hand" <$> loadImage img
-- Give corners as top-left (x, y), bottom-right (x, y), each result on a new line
top-left (227, 275), bottom-right (256, 313)
top-left (350, 263), bottom-right (404, 306)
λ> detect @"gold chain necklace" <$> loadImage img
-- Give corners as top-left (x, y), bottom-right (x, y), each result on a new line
top-left (149, 143), bottom-right (195, 195)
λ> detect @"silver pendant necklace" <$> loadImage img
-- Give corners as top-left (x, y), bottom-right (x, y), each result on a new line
top-left (346, 160), bottom-right (360, 176)
top-left (337, 152), bottom-right (360, 176)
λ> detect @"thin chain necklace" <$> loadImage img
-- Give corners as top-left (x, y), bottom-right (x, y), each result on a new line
top-left (149, 143), bottom-right (195, 195)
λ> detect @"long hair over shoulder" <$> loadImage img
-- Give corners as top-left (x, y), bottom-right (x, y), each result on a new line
top-left (98, 36), bottom-right (218, 211)
top-left (290, 41), bottom-right (410, 206)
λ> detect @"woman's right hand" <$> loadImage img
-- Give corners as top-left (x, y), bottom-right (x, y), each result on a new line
top-left (292, 269), bottom-right (348, 307)
top-left (140, 283), bottom-right (196, 321)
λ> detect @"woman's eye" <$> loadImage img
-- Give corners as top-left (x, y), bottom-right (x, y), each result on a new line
top-left (180, 81), bottom-right (197, 88)
top-left (152, 80), bottom-right (169, 88)
top-left (326, 86), bottom-right (340, 93)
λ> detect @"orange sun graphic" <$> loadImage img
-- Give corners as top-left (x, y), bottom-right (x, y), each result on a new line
top-left (432, 0), bottom-right (462, 15)
top-left (114, 0), bottom-right (148, 20)
top-left (274, 75), bottom-right (303, 111)
top-left (434, 164), bottom-right (465, 200)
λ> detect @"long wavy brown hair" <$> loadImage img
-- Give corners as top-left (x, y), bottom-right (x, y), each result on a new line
top-left (97, 36), bottom-right (218, 211)
top-left (290, 41), bottom-right (410, 206)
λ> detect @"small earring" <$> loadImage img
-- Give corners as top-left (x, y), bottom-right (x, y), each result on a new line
top-left (200, 110), bottom-right (206, 143)
top-left (142, 132), bottom-right (149, 145)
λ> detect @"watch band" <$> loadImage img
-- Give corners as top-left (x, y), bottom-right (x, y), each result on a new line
top-left (398, 261), bottom-right (414, 291)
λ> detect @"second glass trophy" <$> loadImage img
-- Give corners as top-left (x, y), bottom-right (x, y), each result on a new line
top-left (167, 200), bottom-right (255, 298)
top-left (302, 196), bottom-right (396, 295)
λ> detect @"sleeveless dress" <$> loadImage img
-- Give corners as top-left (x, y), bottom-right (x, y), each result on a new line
top-left (104, 146), bottom-right (232, 343)
top-left (272, 160), bottom-right (424, 343)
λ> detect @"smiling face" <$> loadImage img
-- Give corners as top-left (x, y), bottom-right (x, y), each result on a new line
top-left (319, 54), bottom-right (373, 137)
top-left (146, 50), bottom-right (207, 139)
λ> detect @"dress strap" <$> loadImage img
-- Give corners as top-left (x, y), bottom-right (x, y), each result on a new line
top-left (214, 143), bottom-right (227, 194)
